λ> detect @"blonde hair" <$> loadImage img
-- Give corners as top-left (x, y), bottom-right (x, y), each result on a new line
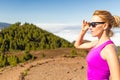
top-left (93, 10), bottom-right (120, 37)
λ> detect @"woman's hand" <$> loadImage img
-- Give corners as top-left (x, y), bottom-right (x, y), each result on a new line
top-left (82, 20), bottom-right (90, 31)
top-left (74, 20), bottom-right (94, 49)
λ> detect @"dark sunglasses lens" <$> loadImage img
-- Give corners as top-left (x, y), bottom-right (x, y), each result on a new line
top-left (90, 23), bottom-right (96, 27)
top-left (89, 22), bottom-right (105, 28)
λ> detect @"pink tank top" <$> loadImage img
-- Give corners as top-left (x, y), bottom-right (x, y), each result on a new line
top-left (86, 40), bottom-right (114, 80)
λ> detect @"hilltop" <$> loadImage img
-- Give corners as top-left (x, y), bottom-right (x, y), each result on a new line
top-left (0, 22), bottom-right (73, 53)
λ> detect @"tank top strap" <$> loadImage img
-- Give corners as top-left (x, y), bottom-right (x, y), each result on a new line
top-left (99, 40), bottom-right (114, 51)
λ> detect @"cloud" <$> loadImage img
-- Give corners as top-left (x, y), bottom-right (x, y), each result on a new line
top-left (111, 33), bottom-right (120, 46)
top-left (54, 29), bottom-right (79, 42)
top-left (36, 23), bottom-right (81, 33)
top-left (36, 23), bottom-right (120, 46)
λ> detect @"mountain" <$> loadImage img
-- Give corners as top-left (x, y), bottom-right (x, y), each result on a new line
top-left (0, 22), bottom-right (73, 52)
top-left (0, 22), bottom-right (11, 29)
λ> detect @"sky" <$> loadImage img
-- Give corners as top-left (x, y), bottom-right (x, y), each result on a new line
top-left (0, 0), bottom-right (120, 46)
top-left (0, 0), bottom-right (120, 24)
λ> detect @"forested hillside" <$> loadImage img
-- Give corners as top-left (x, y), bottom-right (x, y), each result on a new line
top-left (0, 22), bottom-right (73, 53)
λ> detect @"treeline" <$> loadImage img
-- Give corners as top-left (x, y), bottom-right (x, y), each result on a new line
top-left (0, 22), bottom-right (73, 53)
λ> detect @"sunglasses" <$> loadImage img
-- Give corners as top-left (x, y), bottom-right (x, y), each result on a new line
top-left (89, 22), bottom-right (105, 27)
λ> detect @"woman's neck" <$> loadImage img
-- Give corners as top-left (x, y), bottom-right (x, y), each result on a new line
top-left (97, 31), bottom-right (110, 45)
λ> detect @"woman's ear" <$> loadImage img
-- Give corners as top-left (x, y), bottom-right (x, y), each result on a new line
top-left (103, 23), bottom-right (109, 30)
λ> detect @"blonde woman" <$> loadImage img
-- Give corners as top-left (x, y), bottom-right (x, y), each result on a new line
top-left (74, 10), bottom-right (120, 80)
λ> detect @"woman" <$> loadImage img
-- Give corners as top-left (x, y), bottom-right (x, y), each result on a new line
top-left (74, 10), bottom-right (120, 80)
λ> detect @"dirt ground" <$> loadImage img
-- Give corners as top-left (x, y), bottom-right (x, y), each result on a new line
top-left (25, 57), bottom-right (87, 80)
top-left (0, 47), bottom-right (119, 80)
top-left (0, 57), bottom-right (87, 80)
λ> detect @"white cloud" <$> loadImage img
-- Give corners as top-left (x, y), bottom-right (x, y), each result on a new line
top-left (111, 33), bottom-right (120, 46)
top-left (36, 23), bottom-right (81, 33)
top-left (36, 23), bottom-right (120, 46)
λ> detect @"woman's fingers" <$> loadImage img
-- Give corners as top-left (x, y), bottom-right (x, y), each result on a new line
top-left (82, 20), bottom-right (90, 31)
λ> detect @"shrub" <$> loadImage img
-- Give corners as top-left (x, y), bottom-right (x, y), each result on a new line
top-left (79, 49), bottom-right (88, 57)
top-left (117, 46), bottom-right (120, 56)
top-left (0, 54), bottom-right (7, 67)
top-left (7, 55), bottom-right (19, 66)
top-left (22, 69), bottom-right (28, 76)
top-left (41, 53), bottom-right (46, 58)
top-left (19, 52), bottom-right (34, 62)
top-left (69, 49), bottom-right (78, 58)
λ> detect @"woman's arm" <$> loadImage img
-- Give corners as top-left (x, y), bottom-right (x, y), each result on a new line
top-left (74, 20), bottom-right (95, 49)
top-left (104, 45), bottom-right (120, 80)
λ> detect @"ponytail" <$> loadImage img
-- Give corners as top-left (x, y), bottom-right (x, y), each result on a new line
top-left (112, 15), bottom-right (120, 28)
top-left (109, 15), bottom-right (120, 37)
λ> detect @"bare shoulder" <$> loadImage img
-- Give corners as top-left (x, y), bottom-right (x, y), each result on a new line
top-left (102, 44), bottom-right (118, 60)
top-left (104, 44), bottom-right (117, 53)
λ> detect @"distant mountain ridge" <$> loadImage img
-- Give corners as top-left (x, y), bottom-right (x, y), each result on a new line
top-left (0, 22), bottom-right (11, 29)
